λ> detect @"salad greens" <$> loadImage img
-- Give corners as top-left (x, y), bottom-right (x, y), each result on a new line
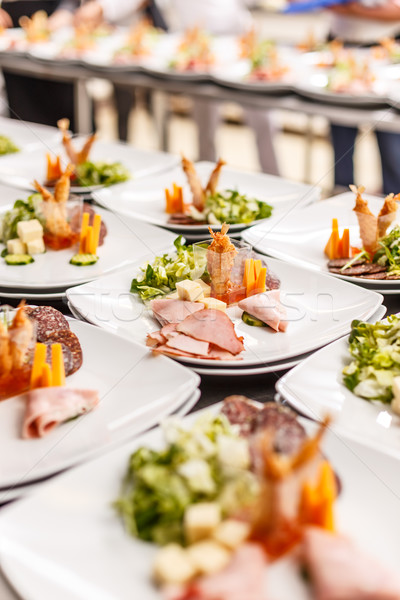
top-left (373, 226), bottom-right (400, 275)
top-left (0, 135), bottom-right (19, 156)
top-left (343, 316), bottom-right (400, 403)
top-left (130, 236), bottom-right (206, 301)
top-left (75, 161), bottom-right (130, 187)
top-left (200, 189), bottom-right (273, 225)
top-left (114, 413), bottom-right (257, 545)
top-left (0, 194), bottom-right (42, 244)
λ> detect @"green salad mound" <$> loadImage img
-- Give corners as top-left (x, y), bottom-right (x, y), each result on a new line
top-left (0, 194), bottom-right (42, 244)
top-left (75, 161), bottom-right (130, 187)
top-left (343, 316), bottom-right (400, 403)
top-left (373, 226), bottom-right (400, 275)
top-left (203, 189), bottom-right (273, 225)
top-left (114, 413), bottom-right (257, 545)
top-left (130, 236), bottom-right (206, 301)
top-left (0, 135), bottom-right (19, 155)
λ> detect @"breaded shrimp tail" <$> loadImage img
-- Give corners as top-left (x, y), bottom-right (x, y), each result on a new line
top-left (378, 193), bottom-right (398, 238)
top-left (181, 155), bottom-right (205, 211)
top-left (205, 158), bottom-right (226, 195)
top-left (351, 184), bottom-right (379, 253)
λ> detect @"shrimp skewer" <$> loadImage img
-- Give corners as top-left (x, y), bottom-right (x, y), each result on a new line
top-left (207, 223), bottom-right (237, 296)
top-left (181, 155), bottom-right (206, 211)
top-left (57, 119), bottom-right (80, 165)
top-left (205, 158), bottom-right (226, 195)
top-left (54, 163), bottom-right (74, 204)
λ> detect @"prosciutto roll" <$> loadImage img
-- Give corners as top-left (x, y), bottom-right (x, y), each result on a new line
top-left (22, 387), bottom-right (99, 439)
top-left (238, 290), bottom-right (287, 332)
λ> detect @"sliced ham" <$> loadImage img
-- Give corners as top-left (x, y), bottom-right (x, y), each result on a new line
top-left (146, 331), bottom-right (167, 347)
top-left (164, 543), bottom-right (267, 600)
top-left (22, 387), bottom-right (99, 439)
top-left (166, 334), bottom-right (210, 357)
top-left (239, 290), bottom-right (287, 332)
top-left (152, 345), bottom-right (197, 359)
top-left (303, 527), bottom-right (400, 600)
top-left (151, 299), bottom-right (204, 326)
top-left (177, 309), bottom-right (244, 355)
top-left (208, 346), bottom-right (242, 361)
top-left (161, 323), bottom-right (179, 339)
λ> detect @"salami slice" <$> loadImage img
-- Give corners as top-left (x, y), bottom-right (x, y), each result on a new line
top-left (45, 343), bottom-right (74, 376)
top-left (83, 204), bottom-right (107, 246)
top-left (329, 264), bottom-right (386, 276)
top-left (358, 272), bottom-right (390, 280)
top-left (41, 329), bottom-right (83, 374)
top-left (327, 258), bottom-right (365, 269)
top-left (28, 306), bottom-right (70, 341)
top-left (266, 271), bottom-right (280, 290)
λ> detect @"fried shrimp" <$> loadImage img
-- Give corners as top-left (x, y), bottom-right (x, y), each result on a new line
top-left (207, 223), bottom-right (237, 296)
top-left (205, 158), bottom-right (226, 195)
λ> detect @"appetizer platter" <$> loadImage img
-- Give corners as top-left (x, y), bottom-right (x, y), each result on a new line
top-left (1, 398), bottom-right (400, 600)
top-left (277, 312), bottom-right (400, 461)
top-left (0, 179), bottom-right (178, 293)
top-left (242, 189), bottom-right (400, 294)
top-left (93, 158), bottom-right (320, 238)
top-left (0, 121), bottom-right (179, 194)
top-left (0, 303), bottom-right (200, 489)
top-left (67, 228), bottom-right (382, 373)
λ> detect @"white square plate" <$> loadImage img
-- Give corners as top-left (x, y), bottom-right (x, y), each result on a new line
top-left (67, 255), bottom-right (383, 368)
top-left (0, 405), bottom-right (399, 600)
top-left (0, 318), bottom-right (199, 488)
top-left (93, 161), bottom-right (320, 234)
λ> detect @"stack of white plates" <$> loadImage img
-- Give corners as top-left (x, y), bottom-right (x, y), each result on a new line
top-left (67, 250), bottom-right (384, 377)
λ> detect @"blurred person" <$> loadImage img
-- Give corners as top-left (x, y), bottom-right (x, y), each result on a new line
top-left (0, 0), bottom-right (80, 128)
top-left (76, 0), bottom-right (279, 174)
top-left (328, 0), bottom-right (400, 194)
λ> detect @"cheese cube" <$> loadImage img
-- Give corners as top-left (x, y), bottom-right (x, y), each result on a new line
top-left (153, 544), bottom-right (196, 585)
top-left (17, 219), bottom-right (43, 243)
top-left (187, 540), bottom-right (231, 575)
top-left (27, 237), bottom-right (45, 255)
top-left (212, 519), bottom-right (251, 550)
top-left (165, 290), bottom-right (179, 299)
top-left (391, 377), bottom-right (400, 415)
top-left (202, 297), bottom-right (227, 312)
top-left (194, 279), bottom-right (211, 298)
top-left (176, 280), bottom-right (204, 302)
top-left (7, 238), bottom-right (27, 254)
top-left (184, 502), bottom-right (221, 544)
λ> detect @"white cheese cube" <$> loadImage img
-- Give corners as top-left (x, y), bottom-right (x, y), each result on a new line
top-left (202, 297), bottom-right (227, 312)
top-left (184, 502), bottom-right (221, 544)
top-left (194, 279), bottom-right (211, 298)
top-left (26, 237), bottom-right (45, 255)
top-left (153, 544), bottom-right (196, 585)
top-left (165, 290), bottom-right (179, 299)
top-left (212, 520), bottom-right (251, 550)
top-left (7, 238), bottom-right (27, 254)
top-left (187, 540), bottom-right (231, 575)
top-left (391, 377), bottom-right (400, 415)
top-left (176, 280), bottom-right (204, 302)
top-left (17, 219), bottom-right (43, 243)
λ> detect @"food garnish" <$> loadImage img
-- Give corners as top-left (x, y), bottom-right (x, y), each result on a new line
top-left (343, 315), bottom-right (400, 408)
top-left (0, 135), bottom-right (19, 155)
top-left (327, 54), bottom-right (375, 95)
top-left (168, 157), bottom-right (272, 225)
top-left (169, 27), bottom-right (214, 72)
top-left (324, 219), bottom-right (350, 260)
top-left (19, 10), bottom-right (50, 43)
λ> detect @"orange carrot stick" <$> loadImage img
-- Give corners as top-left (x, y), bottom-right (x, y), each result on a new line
top-left (30, 343), bottom-right (47, 389)
top-left (51, 343), bottom-right (65, 387)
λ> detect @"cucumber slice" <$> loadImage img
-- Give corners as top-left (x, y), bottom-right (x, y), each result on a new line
top-left (4, 253), bottom-right (34, 265)
top-left (70, 253), bottom-right (99, 266)
top-left (241, 311), bottom-right (266, 327)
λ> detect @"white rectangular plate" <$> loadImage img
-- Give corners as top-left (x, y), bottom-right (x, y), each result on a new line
top-left (0, 318), bottom-right (199, 489)
top-left (0, 405), bottom-right (399, 600)
top-left (0, 204), bottom-right (177, 290)
top-left (93, 161), bottom-right (320, 233)
top-left (66, 255), bottom-right (383, 368)
top-left (242, 192), bottom-right (400, 289)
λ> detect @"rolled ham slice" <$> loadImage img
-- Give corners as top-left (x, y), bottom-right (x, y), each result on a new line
top-left (164, 543), bottom-right (267, 600)
top-left (22, 387), bottom-right (99, 439)
top-left (177, 309), bottom-right (244, 355)
top-left (303, 527), bottom-right (400, 600)
top-left (239, 290), bottom-right (287, 332)
top-left (151, 299), bottom-right (204, 326)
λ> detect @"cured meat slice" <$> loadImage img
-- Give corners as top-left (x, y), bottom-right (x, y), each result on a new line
top-left (329, 264), bottom-right (386, 276)
top-left (166, 334), bottom-right (210, 357)
top-left (265, 270), bottom-right (281, 290)
top-left (254, 403), bottom-right (306, 455)
top-left (238, 290), bottom-right (287, 332)
top-left (41, 329), bottom-right (83, 374)
top-left (161, 323), bottom-right (179, 339)
top-left (221, 396), bottom-right (261, 436)
top-left (207, 347), bottom-right (242, 361)
top-left (165, 543), bottom-right (267, 600)
top-left (176, 309), bottom-right (244, 355)
top-left (358, 272), bottom-right (391, 280)
top-left (327, 258), bottom-right (366, 269)
top-left (302, 527), bottom-right (400, 600)
top-left (151, 299), bottom-right (205, 326)
top-left (146, 331), bottom-right (167, 347)
top-left (152, 345), bottom-right (196, 359)
top-left (28, 306), bottom-right (70, 341)
top-left (45, 342), bottom-right (74, 375)
top-left (22, 387), bottom-right (99, 438)
top-left (83, 203), bottom-right (107, 246)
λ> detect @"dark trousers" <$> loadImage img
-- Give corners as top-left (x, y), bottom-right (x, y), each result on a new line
top-left (331, 124), bottom-right (400, 195)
